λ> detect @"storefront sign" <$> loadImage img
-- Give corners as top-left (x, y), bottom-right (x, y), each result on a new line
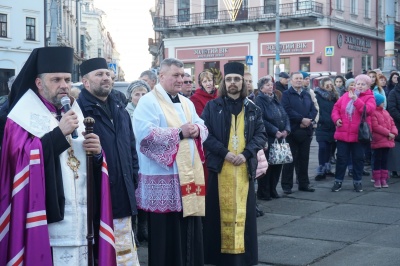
top-left (176, 44), bottom-right (249, 60)
top-left (260, 40), bottom-right (314, 56)
top-left (337, 33), bottom-right (371, 52)
top-left (193, 48), bottom-right (229, 58)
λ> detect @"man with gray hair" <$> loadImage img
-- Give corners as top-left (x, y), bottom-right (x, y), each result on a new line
top-left (133, 58), bottom-right (208, 266)
top-left (139, 70), bottom-right (157, 90)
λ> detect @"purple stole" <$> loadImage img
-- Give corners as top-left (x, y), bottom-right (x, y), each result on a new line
top-left (0, 118), bottom-right (116, 265)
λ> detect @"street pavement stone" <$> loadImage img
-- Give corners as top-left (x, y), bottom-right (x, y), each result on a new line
top-left (314, 243), bottom-right (400, 266)
top-left (359, 224), bottom-right (400, 248)
top-left (137, 137), bottom-right (400, 265)
top-left (266, 217), bottom-right (380, 242)
top-left (258, 235), bottom-right (345, 266)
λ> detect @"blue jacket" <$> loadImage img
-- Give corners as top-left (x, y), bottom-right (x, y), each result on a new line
top-left (78, 88), bottom-right (138, 218)
top-left (255, 93), bottom-right (290, 145)
top-left (281, 87), bottom-right (318, 136)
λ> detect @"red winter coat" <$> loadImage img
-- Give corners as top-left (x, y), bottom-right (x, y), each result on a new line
top-left (190, 88), bottom-right (217, 116)
top-left (331, 89), bottom-right (376, 142)
top-left (371, 106), bottom-right (398, 149)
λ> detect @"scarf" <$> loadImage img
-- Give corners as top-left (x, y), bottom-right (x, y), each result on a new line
top-left (315, 88), bottom-right (337, 101)
top-left (345, 89), bottom-right (361, 119)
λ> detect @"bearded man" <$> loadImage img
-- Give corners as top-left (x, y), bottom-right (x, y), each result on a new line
top-left (201, 62), bottom-right (266, 266)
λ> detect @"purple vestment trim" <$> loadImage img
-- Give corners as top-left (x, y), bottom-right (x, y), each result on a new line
top-left (0, 119), bottom-right (52, 265)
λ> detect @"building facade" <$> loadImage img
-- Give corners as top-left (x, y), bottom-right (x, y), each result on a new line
top-left (149, 0), bottom-right (400, 84)
top-left (0, 1), bottom-right (44, 96)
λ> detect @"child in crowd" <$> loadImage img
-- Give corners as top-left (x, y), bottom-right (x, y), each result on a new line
top-left (371, 93), bottom-right (398, 188)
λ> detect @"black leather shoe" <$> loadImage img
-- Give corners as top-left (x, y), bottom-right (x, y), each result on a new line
top-left (325, 171), bottom-right (335, 177)
top-left (299, 186), bottom-right (315, 192)
top-left (283, 189), bottom-right (293, 194)
top-left (315, 174), bottom-right (326, 181)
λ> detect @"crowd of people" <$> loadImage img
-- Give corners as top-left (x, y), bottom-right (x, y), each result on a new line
top-left (1, 45), bottom-right (400, 266)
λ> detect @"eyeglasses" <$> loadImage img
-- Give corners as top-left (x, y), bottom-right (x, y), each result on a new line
top-left (225, 77), bottom-right (242, 83)
top-left (183, 81), bottom-right (193, 84)
top-left (244, 79), bottom-right (253, 83)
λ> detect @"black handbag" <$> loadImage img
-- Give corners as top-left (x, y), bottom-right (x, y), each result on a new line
top-left (358, 105), bottom-right (372, 143)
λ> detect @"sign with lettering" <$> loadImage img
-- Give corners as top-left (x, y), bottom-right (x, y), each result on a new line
top-left (260, 40), bottom-right (314, 56)
top-left (176, 44), bottom-right (250, 60)
top-left (337, 33), bottom-right (371, 52)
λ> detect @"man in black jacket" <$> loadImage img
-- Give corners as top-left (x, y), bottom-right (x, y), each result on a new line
top-left (281, 72), bottom-right (318, 194)
top-left (78, 58), bottom-right (140, 265)
top-left (275, 71), bottom-right (289, 93)
top-left (202, 62), bottom-right (266, 266)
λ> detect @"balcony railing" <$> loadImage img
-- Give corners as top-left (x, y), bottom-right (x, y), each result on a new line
top-left (153, 2), bottom-right (323, 31)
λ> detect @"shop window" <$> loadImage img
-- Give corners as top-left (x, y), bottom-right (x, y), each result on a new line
top-left (204, 61), bottom-right (222, 86)
top-left (178, 0), bottom-right (190, 22)
top-left (184, 62), bottom-right (195, 85)
top-left (378, 57), bottom-right (384, 70)
top-left (299, 57), bottom-right (310, 72)
top-left (362, 55), bottom-right (373, 72)
top-left (340, 57), bottom-right (354, 74)
top-left (267, 58), bottom-right (290, 76)
top-left (205, 0), bottom-right (218, 20)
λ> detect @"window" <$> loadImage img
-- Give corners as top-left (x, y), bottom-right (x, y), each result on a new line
top-left (98, 48), bottom-right (102, 57)
top-left (264, 0), bottom-right (276, 14)
top-left (364, 0), bottom-right (370, 18)
top-left (299, 57), bottom-right (310, 72)
top-left (26, 17), bottom-right (36, 40)
top-left (341, 57), bottom-right (354, 74)
top-left (336, 0), bottom-right (343, 11)
top-left (362, 55), bottom-right (373, 71)
top-left (377, 0), bottom-right (383, 22)
top-left (350, 0), bottom-right (357, 15)
top-left (205, 0), bottom-right (218, 20)
top-left (0, 14), bottom-right (7, 37)
top-left (236, 0), bottom-right (248, 20)
top-left (178, 0), bottom-right (190, 22)
top-left (268, 58), bottom-right (290, 76)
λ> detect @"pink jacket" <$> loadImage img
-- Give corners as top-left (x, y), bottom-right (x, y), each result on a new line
top-left (256, 149), bottom-right (268, 178)
top-left (331, 89), bottom-right (376, 142)
top-left (371, 107), bottom-right (398, 149)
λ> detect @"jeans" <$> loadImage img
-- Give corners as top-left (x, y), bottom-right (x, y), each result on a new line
top-left (335, 141), bottom-right (366, 183)
top-left (318, 141), bottom-right (333, 166)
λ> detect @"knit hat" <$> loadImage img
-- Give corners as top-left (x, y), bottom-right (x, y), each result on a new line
top-left (345, 78), bottom-right (355, 89)
top-left (126, 80), bottom-right (151, 100)
top-left (299, 71), bottom-right (310, 79)
top-left (80, 58), bottom-right (108, 77)
top-left (224, 62), bottom-right (244, 76)
top-left (374, 92), bottom-right (385, 107)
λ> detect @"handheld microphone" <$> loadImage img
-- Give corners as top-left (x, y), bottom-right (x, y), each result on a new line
top-left (61, 96), bottom-right (78, 139)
